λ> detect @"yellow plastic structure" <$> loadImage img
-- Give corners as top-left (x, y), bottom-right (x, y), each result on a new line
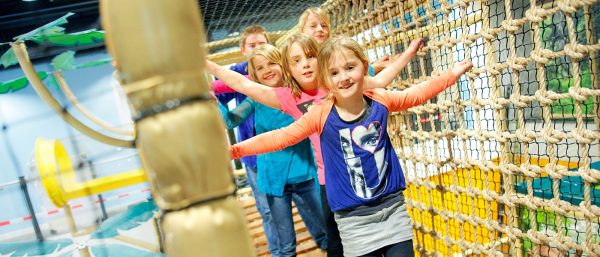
top-left (35, 137), bottom-right (147, 208)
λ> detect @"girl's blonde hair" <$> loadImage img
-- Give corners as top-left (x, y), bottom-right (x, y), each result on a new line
top-left (317, 37), bottom-right (370, 90)
top-left (298, 7), bottom-right (331, 34)
top-left (275, 8), bottom-right (330, 47)
top-left (247, 44), bottom-right (286, 85)
top-left (280, 33), bottom-right (319, 98)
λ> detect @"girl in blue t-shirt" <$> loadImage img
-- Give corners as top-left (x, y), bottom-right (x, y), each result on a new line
top-left (230, 37), bottom-right (473, 256)
top-left (217, 44), bottom-right (327, 257)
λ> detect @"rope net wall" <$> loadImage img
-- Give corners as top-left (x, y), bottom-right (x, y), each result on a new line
top-left (321, 0), bottom-right (600, 256)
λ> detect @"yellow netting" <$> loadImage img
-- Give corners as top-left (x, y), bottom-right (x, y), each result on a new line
top-left (321, 0), bottom-right (600, 256)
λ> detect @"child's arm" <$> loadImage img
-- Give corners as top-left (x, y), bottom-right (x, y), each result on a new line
top-left (205, 60), bottom-right (282, 110)
top-left (217, 98), bottom-right (255, 129)
top-left (230, 106), bottom-right (322, 159)
top-left (382, 60), bottom-right (473, 111)
top-left (365, 38), bottom-right (424, 89)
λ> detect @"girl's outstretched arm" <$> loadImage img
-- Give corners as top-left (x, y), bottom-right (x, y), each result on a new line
top-left (230, 105), bottom-right (322, 159)
top-left (206, 60), bottom-right (282, 110)
top-left (217, 98), bottom-right (255, 129)
top-left (377, 60), bottom-right (473, 111)
top-left (365, 38), bottom-right (424, 89)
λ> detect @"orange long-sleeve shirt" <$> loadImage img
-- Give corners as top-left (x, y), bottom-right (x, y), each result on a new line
top-left (230, 71), bottom-right (459, 159)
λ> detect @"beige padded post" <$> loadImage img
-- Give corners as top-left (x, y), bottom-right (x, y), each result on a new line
top-left (99, 0), bottom-right (255, 256)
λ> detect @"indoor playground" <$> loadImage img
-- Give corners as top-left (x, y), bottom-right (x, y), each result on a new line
top-left (0, 0), bottom-right (599, 256)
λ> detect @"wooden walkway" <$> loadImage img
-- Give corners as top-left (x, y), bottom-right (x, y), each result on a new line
top-left (239, 198), bottom-right (326, 257)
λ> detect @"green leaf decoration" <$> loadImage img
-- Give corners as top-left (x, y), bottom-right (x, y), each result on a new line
top-left (50, 51), bottom-right (110, 71)
top-left (91, 200), bottom-right (157, 239)
top-left (76, 57), bottom-right (112, 69)
top-left (0, 77), bottom-right (27, 94)
top-left (51, 51), bottom-right (76, 71)
top-left (46, 73), bottom-right (61, 91)
top-left (51, 51), bottom-right (111, 71)
top-left (15, 12), bottom-right (74, 41)
top-left (0, 48), bottom-right (17, 69)
top-left (31, 30), bottom-right (105, 47)
top-left (38, 72), bottom-right (49, 82)
top-left (0, 72), bottom-right (48, 94)
top-left (91, 244), bottom-right (165, 257)
top-left (0, 239), bottom-right (73, 256)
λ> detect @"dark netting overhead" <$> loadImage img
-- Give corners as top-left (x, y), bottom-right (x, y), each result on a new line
top-left (201, 0), bottom-right (324, 52)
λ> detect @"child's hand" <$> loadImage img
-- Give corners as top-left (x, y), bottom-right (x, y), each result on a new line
top-left (371, 55), bottom-right (391, 74)
top-left (392, 39), bottom-right (423, 61)
top-left (451, 60), bottom-right (473, 78)
top-left (406, 38), bottom-right (425, 56)
top-left (374, 55), bottom-right (390, 64)
top-left (229, 145), bottom-right (240, 160)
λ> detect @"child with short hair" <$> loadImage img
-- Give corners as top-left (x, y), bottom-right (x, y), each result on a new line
top-left (229, 37), bottom-right (473, 257)
top-left (238, 25), bottom-right (270, 64)
top-left (218, 44), bottom-right (327, 257)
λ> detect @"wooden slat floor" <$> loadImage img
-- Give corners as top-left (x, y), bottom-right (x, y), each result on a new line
top-left (239, 197), bottom-right (326, 257)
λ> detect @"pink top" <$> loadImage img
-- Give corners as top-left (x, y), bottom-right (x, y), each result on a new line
top-left (275, 87), bottom-right (328, 184)
top-left (212, 78), bottom-right (247, 94)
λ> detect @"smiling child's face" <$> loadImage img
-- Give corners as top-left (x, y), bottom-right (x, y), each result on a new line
top-left (251, 55), bottom-right (284, 88)
top-left (325, 47), bottom-right (368, 100)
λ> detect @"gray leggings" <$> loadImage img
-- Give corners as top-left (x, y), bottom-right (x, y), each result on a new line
top-left (359, 240), bottom-right (414, 257)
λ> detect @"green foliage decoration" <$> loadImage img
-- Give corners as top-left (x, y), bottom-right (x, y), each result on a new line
top-left (0, 72), bottom-right (48, 94)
